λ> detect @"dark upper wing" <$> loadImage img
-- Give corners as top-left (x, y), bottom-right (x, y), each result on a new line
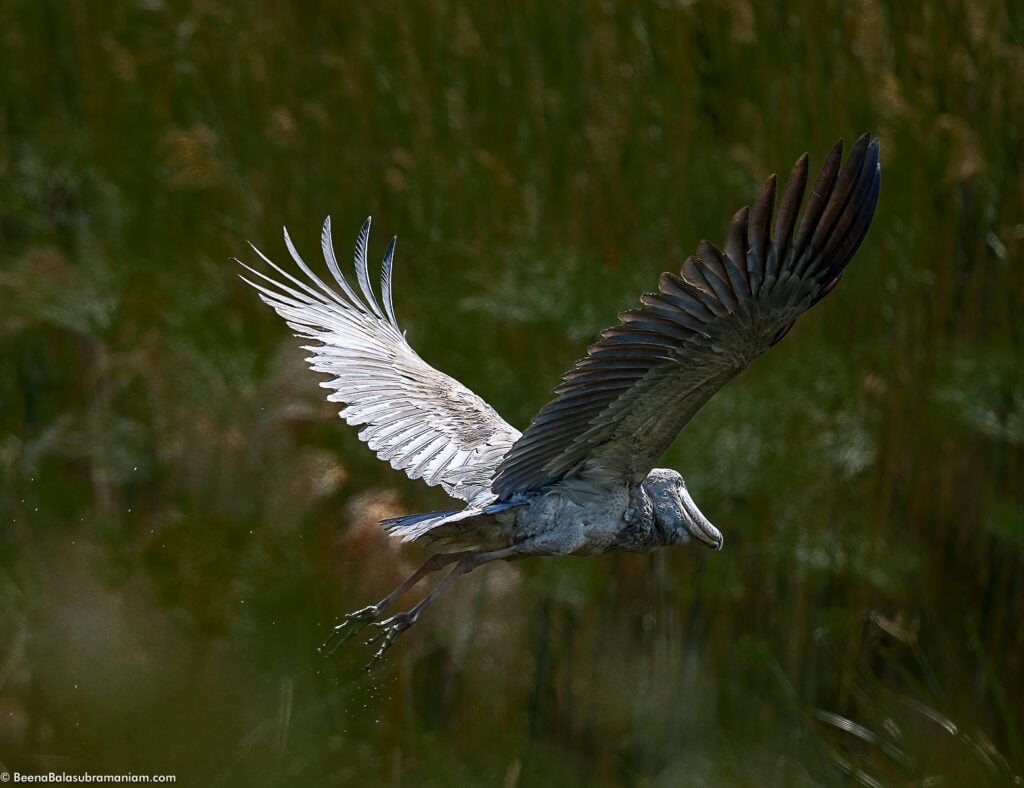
top-left (239, 217), bottom-right (521, 503)
top-left (493, 135), bottom-right (880, 496)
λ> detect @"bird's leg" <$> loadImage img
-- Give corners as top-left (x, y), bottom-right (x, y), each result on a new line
top-left (363, 545), bottom-right (522, 669)
top-left (319, 551), bottom-right (472, 657)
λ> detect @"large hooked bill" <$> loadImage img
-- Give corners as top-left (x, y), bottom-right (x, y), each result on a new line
top-left (682, 491), bottom-right (724, 550)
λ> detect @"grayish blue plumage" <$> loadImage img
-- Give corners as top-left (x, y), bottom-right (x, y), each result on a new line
top-left (239, 135), bottom-right (881, 666)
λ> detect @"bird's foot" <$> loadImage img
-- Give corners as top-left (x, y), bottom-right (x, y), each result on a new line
top-left (318, 604), bottom-right (385, 657)
top-left (362, 612), bottom-right (417, 670)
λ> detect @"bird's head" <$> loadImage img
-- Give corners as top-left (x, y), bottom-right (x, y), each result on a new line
top-left (642, 468), bottom-right (723, 550)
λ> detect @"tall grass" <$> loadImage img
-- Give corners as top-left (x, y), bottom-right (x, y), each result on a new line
top-left (1, 0), bottom-right (1022, 784)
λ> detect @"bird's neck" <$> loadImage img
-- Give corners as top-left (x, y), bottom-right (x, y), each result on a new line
top-left (608, 484), bottom-right (665, 553)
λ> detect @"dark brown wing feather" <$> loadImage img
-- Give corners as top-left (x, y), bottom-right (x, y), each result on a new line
top-left (493, 135), bottom-right (880, 496)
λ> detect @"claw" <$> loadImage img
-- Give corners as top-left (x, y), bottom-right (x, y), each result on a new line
top-left (361, 612), bottom-right (416, 670)
top-left (318, 604), bottom-right (384, 657)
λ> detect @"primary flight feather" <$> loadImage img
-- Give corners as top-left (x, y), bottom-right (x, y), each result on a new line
top-left (239, 134), bottom-right (881, 666)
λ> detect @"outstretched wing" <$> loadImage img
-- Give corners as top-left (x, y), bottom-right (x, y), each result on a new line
top-left (493, 134), bottom-right (880, 496)
top-left (239, 217), bottom-right (521, 503)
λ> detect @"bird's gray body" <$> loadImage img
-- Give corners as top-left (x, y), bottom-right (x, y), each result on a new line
top-left (387, 468), bottom-right (719, 557)
top-left (239, 135), bottom-right (881, 664)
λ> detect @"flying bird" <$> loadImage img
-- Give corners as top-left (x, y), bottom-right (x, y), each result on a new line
top-left (239, 134), bottom-right (880, 666)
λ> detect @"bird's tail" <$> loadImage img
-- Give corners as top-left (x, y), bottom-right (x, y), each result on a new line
top-left (381, 509), bottom-right (461, 539)
top-left (382, 501), bottom-right (523, 545)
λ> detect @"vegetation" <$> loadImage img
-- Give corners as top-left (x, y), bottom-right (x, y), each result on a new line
top-left (1, 1), bottom-right (1022, 784)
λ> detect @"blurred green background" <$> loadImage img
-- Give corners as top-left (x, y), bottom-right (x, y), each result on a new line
top-left (2, 1), bottom-right (1023, 785)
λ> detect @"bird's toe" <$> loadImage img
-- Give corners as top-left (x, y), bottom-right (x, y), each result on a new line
top-left (362, 612), bottom-right (417, 669)
top-left (318, 604), bottom-right (386, 657)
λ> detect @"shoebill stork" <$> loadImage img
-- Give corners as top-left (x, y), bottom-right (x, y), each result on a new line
top-left (238, 134), bottom-right (880, 667)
